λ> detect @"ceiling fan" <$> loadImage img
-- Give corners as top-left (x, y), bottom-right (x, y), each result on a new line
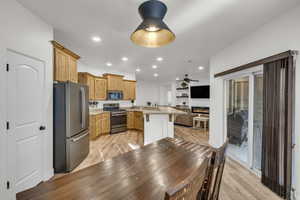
top-left (177, 74), bottom-right (199, 83)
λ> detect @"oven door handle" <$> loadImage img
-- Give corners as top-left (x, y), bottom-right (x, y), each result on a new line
top-left (112, 114), bottom-right (126, 117)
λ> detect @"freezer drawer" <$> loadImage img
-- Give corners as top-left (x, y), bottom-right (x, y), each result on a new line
top-left (66, 130), bottom-right (90, 172)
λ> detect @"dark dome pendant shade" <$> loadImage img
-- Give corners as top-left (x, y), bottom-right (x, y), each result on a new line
top-left (131, 0), bottom-right (175, 48)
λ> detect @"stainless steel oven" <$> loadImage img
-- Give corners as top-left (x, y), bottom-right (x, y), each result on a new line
top-left (103, 103), bottom-right (127, 134)
top-left (110, 111), bottom-right (127, 134)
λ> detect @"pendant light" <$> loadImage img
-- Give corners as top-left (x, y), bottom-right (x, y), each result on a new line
top-left (131, 0), bottom-right (175, 48)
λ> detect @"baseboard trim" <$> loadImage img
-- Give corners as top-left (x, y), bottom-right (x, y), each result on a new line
top-left (43, 168), bottom-right (54, 181)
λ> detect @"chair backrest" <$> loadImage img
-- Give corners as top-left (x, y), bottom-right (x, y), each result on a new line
top-left (202, 139), bottom-right (228, 200)
top-left (164, 157), bottom-right (209, 200)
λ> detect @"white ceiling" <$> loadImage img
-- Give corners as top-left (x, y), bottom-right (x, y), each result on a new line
top-left (18, 0), bottom-right (300, 82)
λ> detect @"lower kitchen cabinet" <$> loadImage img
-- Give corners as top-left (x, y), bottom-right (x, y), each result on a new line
top-left (127, 111), bottom-right (135, 129)
top-left (135, 112), bottom-right (144, 131)
top-left (101, 112), bottom-right (111, 134)
top-left (89, 112), bottom-right (110, 140)
top-left (127, 111), bottom-right (144, 131)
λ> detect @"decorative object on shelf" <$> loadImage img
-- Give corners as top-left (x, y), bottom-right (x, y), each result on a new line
top-left (131, 0), bottom-right (175, 48)
top-left (183, 102), bottom-right (186, 105)
top-left (147, 101), bottom-right (152, 106)
top-left (181, 81), bottom-right (188, 88)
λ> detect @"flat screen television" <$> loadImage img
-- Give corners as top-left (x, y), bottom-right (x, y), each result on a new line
top-left (190, 85), bottom-right (210, 99)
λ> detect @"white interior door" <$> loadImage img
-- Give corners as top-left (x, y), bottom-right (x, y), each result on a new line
top-left (7, 51), bottom-right (44, 194)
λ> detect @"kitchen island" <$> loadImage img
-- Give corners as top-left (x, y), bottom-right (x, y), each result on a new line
top-left (126, 107), bottom-right (185, 145)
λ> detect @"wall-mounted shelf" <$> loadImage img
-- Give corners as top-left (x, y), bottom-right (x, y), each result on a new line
top-left (176, 96), bottom-right (189, 98)
top-left (176, 87), bottom-right (189, 90)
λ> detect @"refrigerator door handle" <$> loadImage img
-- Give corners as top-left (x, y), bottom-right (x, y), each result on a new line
top-left (80, 87), bottom-right (86, 129)
top-left (71, 132), bottom-right (89, 142)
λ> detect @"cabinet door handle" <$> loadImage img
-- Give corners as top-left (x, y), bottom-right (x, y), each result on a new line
top-left (39, 126), bottom-right (46, 131)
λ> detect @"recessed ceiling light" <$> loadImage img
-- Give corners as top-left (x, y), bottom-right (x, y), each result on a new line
top-left (152, 65), bottom-right (158, 69)
top-left (136, 68), bottom-right (141, 72)
top-left (198, 66), bottom-right (205, 70)
top-left (157, 57), bottom-right (163, 61)
top-left (92, 36), bottom-right (101, 42)
top-left (106, 62), bottom-right (112, 66)
top-left (154, 73), bottom-right (159, 77)
top-left (122, 57), bottom-right (128, 61)
top-left (176, 77), bottom-right (180, 81)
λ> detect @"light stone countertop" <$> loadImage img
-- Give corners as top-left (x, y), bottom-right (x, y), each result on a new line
top-left (89, 107), bottom-right (186, 115)
top-left (125, 106), bottom-right (185, 115)
top-left (89, 109), bottom-right (110, 115)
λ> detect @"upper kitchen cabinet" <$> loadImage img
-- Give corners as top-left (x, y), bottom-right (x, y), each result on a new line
top-left (78, 72), bottom-right (96, 100)
top-left (123, 80), bottom-right (136, 100)
top-left (78, 73), bottom-right (107, 101)
top-left (52, 41), bottom-right (80, 83)
top-left (94, 77), bottom-right (107, 100)
top-left (103, 73), bottom-right (124, 91)
top-left (69, 56), bottom-right (78, 83)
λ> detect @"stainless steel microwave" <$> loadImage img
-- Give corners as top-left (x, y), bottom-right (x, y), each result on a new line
top-left (107, 91), bottom-right (123, 100)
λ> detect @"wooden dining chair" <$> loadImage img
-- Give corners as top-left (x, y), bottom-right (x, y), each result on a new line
top-left (164, 157), bottom-right (209, 200)
top-left (199, 139), bottom-right (228, 200)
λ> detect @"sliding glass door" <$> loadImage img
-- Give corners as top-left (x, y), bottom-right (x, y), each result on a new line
top-left (225, 71), bottom-right (263, 173)
top-left (226, 77), bottom-right (249, 164)
top-left (253, 74), bottom-right (263, 171)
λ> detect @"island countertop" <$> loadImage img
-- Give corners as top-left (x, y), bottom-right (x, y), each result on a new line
top-left (125, 106), bottom-right (185, 115)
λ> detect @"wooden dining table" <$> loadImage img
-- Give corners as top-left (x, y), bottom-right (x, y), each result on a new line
top-left (17, 138), bottom-right (211, 200)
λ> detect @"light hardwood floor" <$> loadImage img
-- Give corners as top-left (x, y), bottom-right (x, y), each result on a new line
top-left (56, 126), bottom-right (281, 200)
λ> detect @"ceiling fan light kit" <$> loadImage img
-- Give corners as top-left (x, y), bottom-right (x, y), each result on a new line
top-left (131, 0), bottom-right (175, 48)
top-left (177, 74), bottom-right (200, 83)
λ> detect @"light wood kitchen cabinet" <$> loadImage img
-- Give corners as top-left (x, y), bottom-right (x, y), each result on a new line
top-left (79, 73), bottom-right (107, 101)
top-left (130, 82), bottom-right (136, 100)
top-left (89, 112), bottom-right (111, 140)
top-left (127, 111), bottom-right (135, 129)
top-left (101, 112), bottom-right (110, 134)
top-left (103, 73), bottom-right (124, 91)
top-left (54, 48), bottom-right (69, 82)
top-left (123, 80), bottom-right (136, 100)
top-left (94, 78), bottom-right (107, 100)
top-left (134, 112), bottom-right (144, 131)
top-left (78, 72), bottom-right (96, 100)
top-left (89, 114), bottom-right (100, 140)
top-left (52, 41), bottom-right (80, 83)
top-left (127, 111), bottom-right (143, 131)
top-left (69, 56), bottom-right (78, 83)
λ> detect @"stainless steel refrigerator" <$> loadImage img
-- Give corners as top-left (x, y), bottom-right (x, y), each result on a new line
top-left (54, 82), bottom-right (89, 173)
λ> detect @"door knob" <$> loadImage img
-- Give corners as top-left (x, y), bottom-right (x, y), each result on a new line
top-left (39, 126), bottom-right (46, 131)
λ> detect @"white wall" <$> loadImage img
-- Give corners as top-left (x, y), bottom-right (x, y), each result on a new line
top-left (0, 0), bottom-right (53, 199)
top-left (209, 5), bottom-right (300, 199)
top-left (136, 80), bottom-right (160, 106)
top-left (78, 62), bottom-right (135, 108)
